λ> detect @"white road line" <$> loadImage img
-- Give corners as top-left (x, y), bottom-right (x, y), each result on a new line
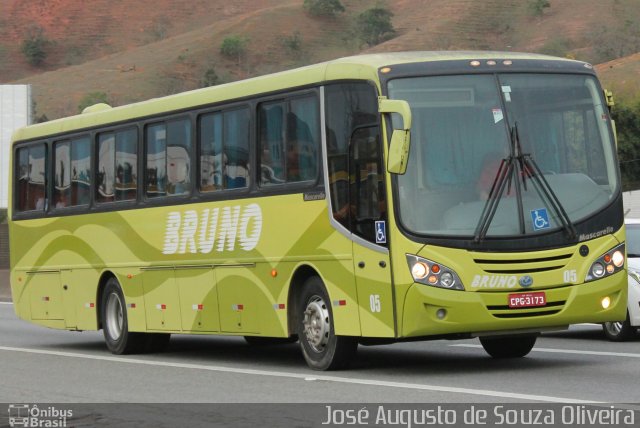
top-left (0, 345), bottom-right (600, 404)
top-left (452, 344), bottom-right (640, 358)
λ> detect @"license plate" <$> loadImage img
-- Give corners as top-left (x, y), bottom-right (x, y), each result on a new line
top-left (508, 292), bottom-right (546, 308)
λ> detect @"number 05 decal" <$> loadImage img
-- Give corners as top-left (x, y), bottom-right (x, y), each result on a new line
top-left (563, 270), bottom-right (577, 283)
top-left (369, 294), bottom-right (381, 313)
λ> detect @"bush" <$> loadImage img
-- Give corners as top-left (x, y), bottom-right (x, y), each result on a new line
top-left (220, 35), bottom-right (248, 63)
top-left (528, 0), bottom-right (550, 17)
top-left (21, 26), bottom-right (50, 66)
top-left (201, 67), bottom-right (219, 87)
top-left (355, 7), bottom-right (396, 47)
top-left (78, 92), bottom-right (109, 113)
top-left (303, 0), bottom-right (345, 18)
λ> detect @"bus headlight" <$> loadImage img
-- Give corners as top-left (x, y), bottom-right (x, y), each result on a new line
top-left (585, 243), bottom-right (625, 282)
top-left (406, 254), bottom-right (465, 291)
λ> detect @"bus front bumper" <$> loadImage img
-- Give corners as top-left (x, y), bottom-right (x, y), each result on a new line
top-left (400, 271), bottom-right (627, 338)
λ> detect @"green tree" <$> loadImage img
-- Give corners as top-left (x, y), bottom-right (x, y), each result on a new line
top-left (220, 35), bottom-right (248, 64)
top-left (78, 92), bottom-right (109, 113)
top-left (355, 7), bottom-right (396, 47)
top-left (201, 67), bottom-right (220, 87)
top-left (303, 0), bottom-right (345, 18)
top-left (21, 26), bottom-right (50, 66)
top-left (613, 100), bottom-right (640, 191)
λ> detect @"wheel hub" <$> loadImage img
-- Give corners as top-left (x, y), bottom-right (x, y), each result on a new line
top-left (105, 292), bottom-right (124, 341)
top-left (302, 296), bottom-right (330, 353)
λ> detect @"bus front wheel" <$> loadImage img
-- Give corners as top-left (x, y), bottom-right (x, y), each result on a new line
top-left (479, 334), bottom-right (537, 359)
top-left (296, 277), bottom-right (357, 370)
top-left (101, 277), bottom-right (152, 354)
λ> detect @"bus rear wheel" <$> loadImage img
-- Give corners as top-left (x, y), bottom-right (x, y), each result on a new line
top-left (101, 277), bottom-right (165, 354)
top-left (479, 334), bottom-right (537, 359)
top-left (296, 277), bottom-right (357, 370)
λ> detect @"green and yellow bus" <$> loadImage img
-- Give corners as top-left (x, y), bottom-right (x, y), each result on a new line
top-left (9, 52), bottom-right (628, 370)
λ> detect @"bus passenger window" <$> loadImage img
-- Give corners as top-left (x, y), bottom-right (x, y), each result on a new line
top-left (199, 108), bottom-right (250, 192)
top-left (98, 129), bottom-right (138, 203)
top-left (15, 144), bottom-right (47, 212)
top-left (97, 133), bottom-right (116, 203)
top-left (54, 137), bottom-right (91, 208)
top-left (146, 118), bottom-right (191, 198)
top-left (259, 95), bottom-right (318, 187)
top-left (115, 129), bottom-right (138, 201)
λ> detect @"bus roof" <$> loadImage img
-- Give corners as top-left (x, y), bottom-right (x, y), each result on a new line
top-left (12, 51), bottom-right (585, 144)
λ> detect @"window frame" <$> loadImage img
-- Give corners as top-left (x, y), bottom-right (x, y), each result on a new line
top-left (257, 91), bottom-right (321, 192)
top-left (143, 115), bottom-right (194, 202)
top-left (51, 134), bottom-right (92, 213)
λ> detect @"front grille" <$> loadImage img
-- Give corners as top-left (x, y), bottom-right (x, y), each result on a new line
top-left (473, 251), bottom-right (573, 274)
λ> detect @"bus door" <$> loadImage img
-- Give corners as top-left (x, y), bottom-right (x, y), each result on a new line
top-left (349, 126), bottom-right (395, 338)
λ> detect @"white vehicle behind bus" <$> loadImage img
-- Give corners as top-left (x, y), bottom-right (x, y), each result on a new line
top-left (603, 218), bottom-right (640, 340)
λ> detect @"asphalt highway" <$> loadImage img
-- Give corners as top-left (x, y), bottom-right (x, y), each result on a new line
top-left (1, 302), bottom-right (639, 426)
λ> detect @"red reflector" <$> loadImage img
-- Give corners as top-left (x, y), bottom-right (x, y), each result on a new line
top-left (279, 303), bottom-right (285, 309)
top-left (90, 303), bottom-right (95, 308)
top-left (237, 304), bottom-right (244, 310)
top-left (42, 296), bottom-right (50, 301)
top-left (198, 304), bottom-right (204, 310)
top-left (339, 300), bottom-right (346, 306)
top-left (128, 303), bottom-right (136, 309)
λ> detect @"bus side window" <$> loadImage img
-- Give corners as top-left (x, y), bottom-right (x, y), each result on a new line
top-left (15, 144), bottom-right (47, 212)
top-left (259, 95), bottom-right (319, 187)
top-left (199, 108), bottom-right (250, 192)
top-left (146, 118), bottom-right (191, 198)
top-left (224, 108), bottom-right (250, 189)
top-left (350, 126), bottom-right (386, 244)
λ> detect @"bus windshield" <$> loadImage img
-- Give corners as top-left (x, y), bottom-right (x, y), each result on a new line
top-left (389, 73), bottom-right (618, 239)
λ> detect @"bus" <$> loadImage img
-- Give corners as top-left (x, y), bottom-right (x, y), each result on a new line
top-left (9, 52), bottom-right (628, 370)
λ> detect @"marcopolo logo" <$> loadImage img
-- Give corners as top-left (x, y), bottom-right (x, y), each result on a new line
top-left (163, 203), bottom-right (263, 255)
top-left (8, 404), bottom-right (72, 427)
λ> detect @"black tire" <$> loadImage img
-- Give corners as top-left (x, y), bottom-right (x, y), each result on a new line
top-left (603, 312), bottom-right (637, 342)
top-left (296, 277), bottom-right (357, 370)
top-left (479, 334), bottom-right (537, 359)
top-left (244, 336), bottom-right (297, 346)
top-left (101, 277), bottom-right (148, 354)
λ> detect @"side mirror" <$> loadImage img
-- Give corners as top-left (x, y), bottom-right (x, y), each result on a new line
top-left (387, 129), bottom-right (410, 174)
top-left (379, 97), bottom-right (412, 175)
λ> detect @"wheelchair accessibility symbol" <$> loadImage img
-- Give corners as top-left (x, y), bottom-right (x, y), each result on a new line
top-left (375, 221), bottom-right (387, 244)
top-left (530, 208), bottom-right (550, 231)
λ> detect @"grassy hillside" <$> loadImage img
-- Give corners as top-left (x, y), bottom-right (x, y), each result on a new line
top-left (1, 0), bottom-right (639, 119)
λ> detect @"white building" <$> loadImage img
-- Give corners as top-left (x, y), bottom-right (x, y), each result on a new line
top-left (1, 85), bottom-right (32, 209)
top-left (624, 190), bottom-right (640, 219)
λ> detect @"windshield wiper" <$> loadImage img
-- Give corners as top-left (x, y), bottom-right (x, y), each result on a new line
top-left (474, 122), bottom-right (577, 242)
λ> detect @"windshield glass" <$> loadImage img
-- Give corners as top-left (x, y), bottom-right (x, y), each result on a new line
top-left (389, 73), bottom-right (618, 238)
